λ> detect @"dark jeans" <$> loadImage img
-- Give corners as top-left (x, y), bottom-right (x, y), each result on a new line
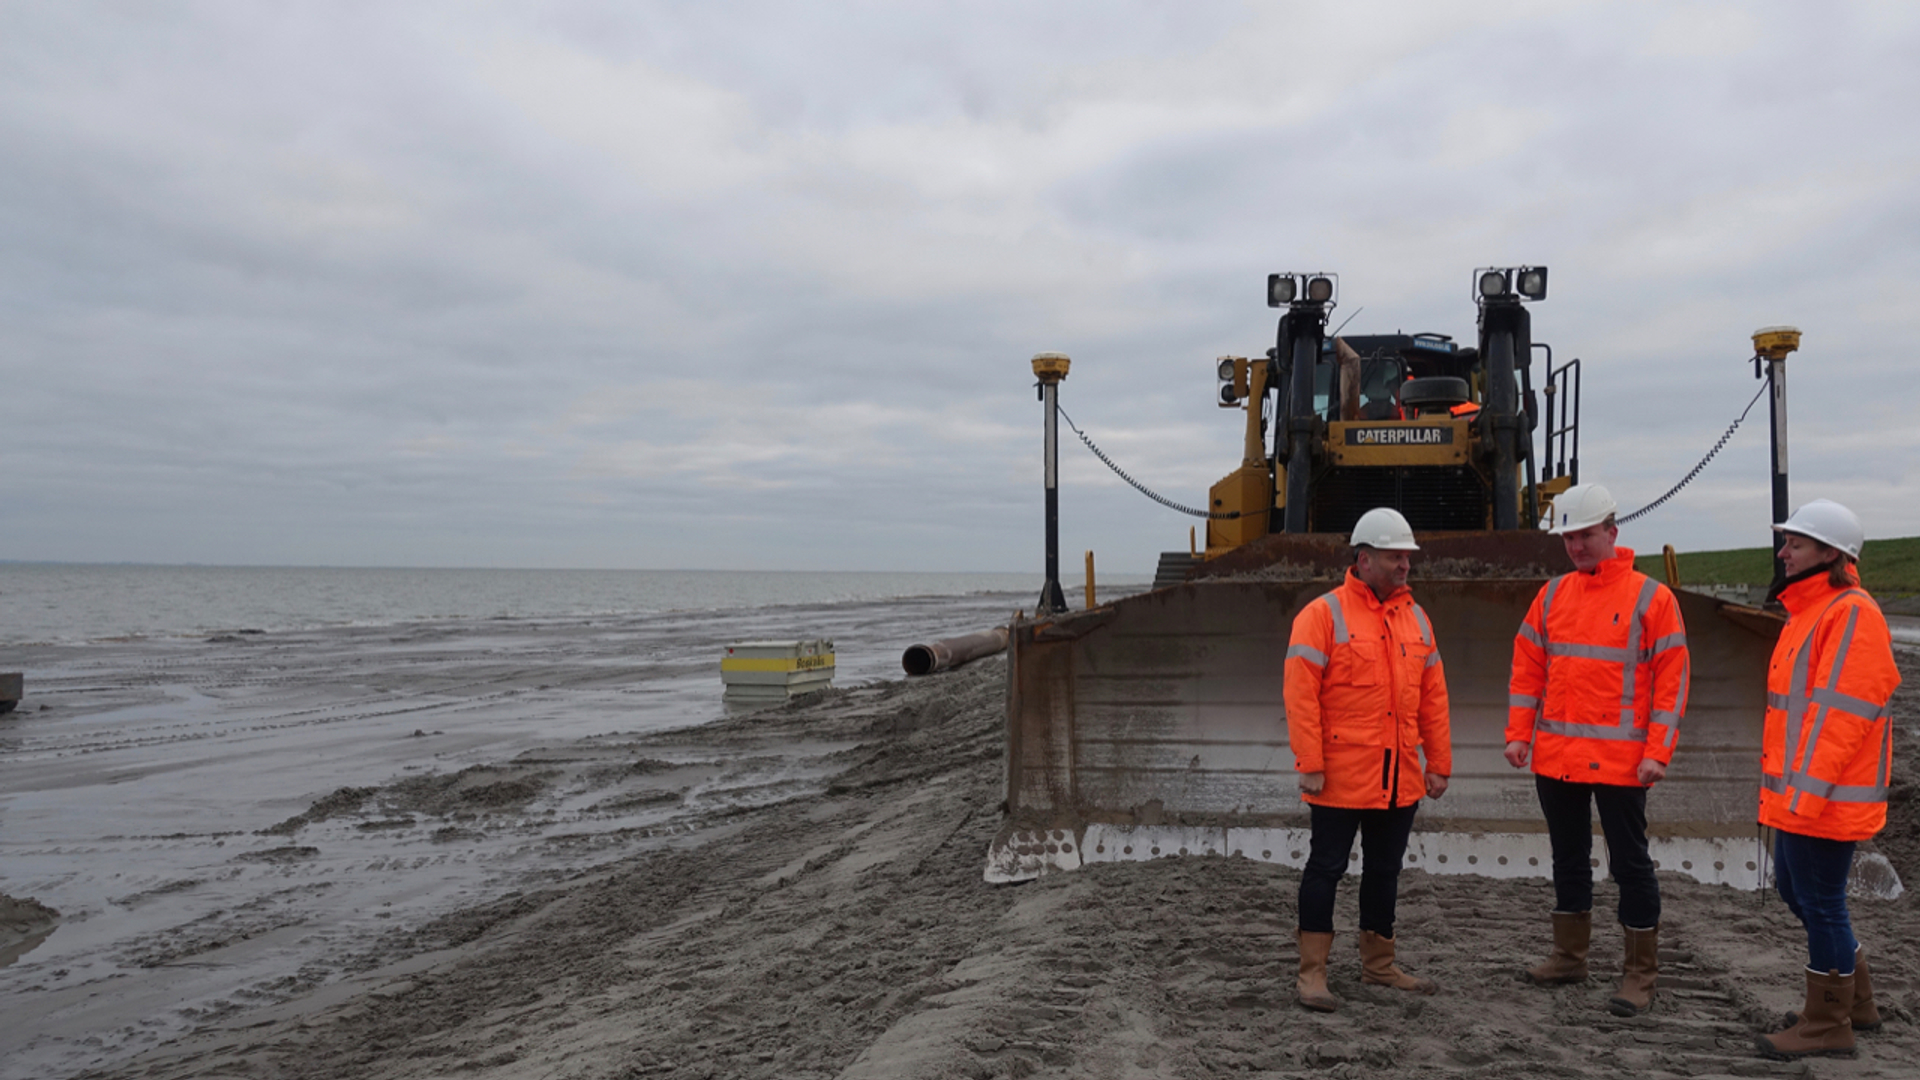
top-left (1773, 829), bottom-right (1859, 974)
top-left (1298, 802), bottom-right (1419, 937)
top-left (1535, 775), bottom-right (1660, 928)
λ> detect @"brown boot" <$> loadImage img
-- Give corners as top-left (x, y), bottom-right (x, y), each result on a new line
top-left (1297, 931), bottom-right (1341, 1012)
top-left (1756, 969), bottom-right (1856, 1059)
top-left (1526, 910), bottom-right (1591, 985)
top-left (1786, 946), bottom-right (1881, 1032)
top-left (1358, 929), bottom-right (1437, 994)
top-left (1607, 924), bottom-right (1658, 1016)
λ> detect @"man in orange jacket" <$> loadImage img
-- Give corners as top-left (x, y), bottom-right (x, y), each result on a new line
top-left (1506, 483), bottom-right (1688, 1017)
top-left (1286, 507), bottom-right (1452, 1012)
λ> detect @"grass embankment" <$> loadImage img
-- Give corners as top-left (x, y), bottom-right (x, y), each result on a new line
top-left (1634, 536), bottom-right (1920, 600)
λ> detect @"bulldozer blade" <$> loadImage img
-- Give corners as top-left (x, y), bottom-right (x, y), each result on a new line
top-left (990, 555), bottom-right (1804, 891)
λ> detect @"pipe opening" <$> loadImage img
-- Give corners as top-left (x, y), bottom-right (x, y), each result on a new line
top-left (902, 645), bottom-right (936, 676)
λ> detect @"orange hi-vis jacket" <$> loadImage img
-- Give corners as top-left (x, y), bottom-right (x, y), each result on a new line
top-left (1506, 548), bottom-right (1689, 787)
top-left (1760, 573), bottom-right (1901, 842)
top-left (1285, 569), bottom-right (1452, 809)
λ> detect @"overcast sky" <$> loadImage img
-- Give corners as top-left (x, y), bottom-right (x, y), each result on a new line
top-left (2, 1), bottom-right (1916, 573)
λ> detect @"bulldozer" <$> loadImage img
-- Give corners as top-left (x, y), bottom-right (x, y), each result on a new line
top-left (988, 267), bottom-right (1789, 889)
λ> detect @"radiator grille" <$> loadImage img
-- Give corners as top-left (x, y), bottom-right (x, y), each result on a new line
top-left (1308, 467), bottom-right (1489, 533)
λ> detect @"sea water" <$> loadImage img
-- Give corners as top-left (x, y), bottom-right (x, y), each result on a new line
top-left (0, 564), bottom-right (1120, 645)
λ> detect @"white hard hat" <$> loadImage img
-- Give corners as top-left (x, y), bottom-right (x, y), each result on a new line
top-left (1774, 498), bottom-right (1864, 560)
top-left (1351, 507), bottom-right (1420, 550)
top-left (1549, 483), bottom-right (1617, 534)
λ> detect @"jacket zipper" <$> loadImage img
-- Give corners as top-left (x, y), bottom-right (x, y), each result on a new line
top-left (1386, 617), bottom-right (1402, 806)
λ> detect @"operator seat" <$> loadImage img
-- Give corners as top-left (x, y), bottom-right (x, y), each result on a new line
top-left (1399, 376), bottom-right (1471, 417)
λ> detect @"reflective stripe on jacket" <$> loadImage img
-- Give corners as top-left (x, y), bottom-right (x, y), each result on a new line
top-left (1759, 573), bottom-right (1900, 841)
top-left (1505, 547), bottom-right (1689, 787)
top-left (1285, 569), bottom-right (1452, 809)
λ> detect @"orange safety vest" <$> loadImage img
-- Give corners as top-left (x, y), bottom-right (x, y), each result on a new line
top-left (1285, 570), bottom-right (1452, 809)
top-left (1506, 548), bottom-right (1689, 786)
top-left (1759, 573), bottom-right (1901, 842)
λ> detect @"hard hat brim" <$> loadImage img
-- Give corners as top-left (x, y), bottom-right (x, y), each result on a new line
top-left (1772, 522), bottom-right (1855, 555)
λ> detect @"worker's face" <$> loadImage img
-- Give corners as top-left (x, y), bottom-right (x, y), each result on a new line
top-left (1561, 521), bottom-right (1618, 573)
top-left (1778, 533), bottom-right (1840, 578)
top-left (1355, 547), bottom-right (1411, 594)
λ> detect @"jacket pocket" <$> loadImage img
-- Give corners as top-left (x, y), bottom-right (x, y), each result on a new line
top-left (1329, 641), bottom-right (1382, 687)
top-left (1324, 641), bottom-right (1387, 747)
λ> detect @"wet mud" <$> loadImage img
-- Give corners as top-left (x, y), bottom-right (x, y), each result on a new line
top-left (0, 894), bottom-right (60, 968)
top-left (7, 616), bottom-right (1920, 1080)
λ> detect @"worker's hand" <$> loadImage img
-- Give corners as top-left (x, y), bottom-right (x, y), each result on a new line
top-left (1425, 773), bottom-right (1449, 800)
top-left (1503, 740), bottom-right (1530, 769)
top-left (1298, 771), bottom-right (1325, 795)
top-left (1638, 758), bottom-right (1668, 786)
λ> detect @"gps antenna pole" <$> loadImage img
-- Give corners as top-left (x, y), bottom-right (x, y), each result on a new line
top-left (1033, 353), bottom-right (1072, 615)
top-left (1754, 327), bottom-right (1800, 598)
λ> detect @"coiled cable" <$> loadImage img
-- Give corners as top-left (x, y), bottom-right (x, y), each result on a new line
top-left (1619, 373), bottom-right (1769, 525)
top-left (1056, 405), bottom-right (1242, 520)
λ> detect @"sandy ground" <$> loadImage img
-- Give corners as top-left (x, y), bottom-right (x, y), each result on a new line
top-left (10, 634), bottom-right (1907, 1080)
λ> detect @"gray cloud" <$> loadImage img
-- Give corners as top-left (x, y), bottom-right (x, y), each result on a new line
top-left (2, 1), bottom-right (1917, 572)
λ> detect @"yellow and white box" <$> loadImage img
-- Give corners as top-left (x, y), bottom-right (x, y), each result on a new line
top-left (720, 640), bottom-right (835, 704)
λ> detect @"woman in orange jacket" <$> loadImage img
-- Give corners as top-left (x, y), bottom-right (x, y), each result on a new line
top-left (1285, 508), bottom-right (1452, 1012)
top-left (1754, 500), bottom-right (1901, 1061)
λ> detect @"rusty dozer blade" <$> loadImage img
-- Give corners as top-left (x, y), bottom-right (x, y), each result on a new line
top-left (988, 531), bottom-right (1789, 889)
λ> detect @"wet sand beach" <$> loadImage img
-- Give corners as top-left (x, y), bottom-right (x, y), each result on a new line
top-left (0, 591), bottom-right (1027, 1078)
top-left (5, 613), bottom-right (1920, 1079)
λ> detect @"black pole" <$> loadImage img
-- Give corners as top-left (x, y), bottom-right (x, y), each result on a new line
top-left (1033, 353), bottom-right (1070, 614)
top-left (1767, 353), bottom-right (1791, 586)
top-left (1758, 355), bottom-right (1789, 588)
top-left (1753, 327), bottom-right (1800, 595)
top-left (1758, 328), bottom-right (1797, 595)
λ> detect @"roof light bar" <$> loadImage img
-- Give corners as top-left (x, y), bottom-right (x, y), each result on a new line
top-left (1267, 272), bottom-right (1338, 308)
top-left (1475, 265), bottom-right (1549, 304)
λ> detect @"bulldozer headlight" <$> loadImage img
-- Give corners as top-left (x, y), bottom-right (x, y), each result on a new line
top-left (1270, 271), bottom-right (1336, 308)
top-left (1476, 265), bottom-right (1548, 304)
top-left (1216, 355), bottom-right (1248, 407)
top-left (1268, 273), bottom-right (1296, 307)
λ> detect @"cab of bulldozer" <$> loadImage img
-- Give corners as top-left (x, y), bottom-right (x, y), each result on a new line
top-left (1305, 333), bottom-right (1478, 422)
top-left (1306, 351), bottom-right (1406, 419)
top-left (1286, 330), bottom-right (1501, 535)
